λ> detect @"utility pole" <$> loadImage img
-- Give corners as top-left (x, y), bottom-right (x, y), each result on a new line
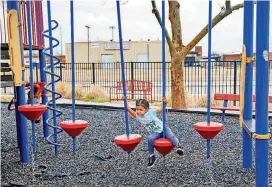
top-left (109, 26), bottom-right (115, 41)
top-left (85, 25), bottom-right (91, 63)
top-left (147, 41), bottom-right (150, 81)
top-left (60, 24), bottom-right (63, 55)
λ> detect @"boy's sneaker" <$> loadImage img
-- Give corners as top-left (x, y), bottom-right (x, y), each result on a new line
top-left (176, 146), bottom-right (184, 155)
top-left (147, 155), bottom-right (156, 168)
top-left (35, 118), bottom-right (41, 124)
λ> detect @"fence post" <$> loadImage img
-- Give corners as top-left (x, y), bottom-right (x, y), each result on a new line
top-left (35, 63), bottom-right (39, 81)
top-left (130, 62), bottom-right (134, 99)
top-left (130, 61), bottom-right (134, 80)
top-left (92, 63), bottom-right (95, 84)
top-left (233, 61), bottom-right (237, 106)
top-left (59, 64), bottom-right (63, 79)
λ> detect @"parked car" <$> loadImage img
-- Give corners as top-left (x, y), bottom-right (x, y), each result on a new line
top-left (184, 61), bottom-right (204, 67)
top-left (25, 60), bottom-right (40, 68)
top-left (55, 63), bottom-right (66, 68)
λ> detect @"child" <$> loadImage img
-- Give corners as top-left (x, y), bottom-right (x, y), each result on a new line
top-left (125, 97), bottom-right (184, 168)
top-left (25, 82), bottom-right (42, 123)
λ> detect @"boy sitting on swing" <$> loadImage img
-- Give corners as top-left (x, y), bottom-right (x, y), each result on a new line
top-left (123, 96), bottom-right (184, 168)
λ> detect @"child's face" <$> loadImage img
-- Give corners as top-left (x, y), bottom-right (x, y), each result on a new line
top-left (136, 105), bottom-right (147, 117)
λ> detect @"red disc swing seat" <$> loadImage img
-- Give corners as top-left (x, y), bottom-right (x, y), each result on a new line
top-left (154, 138), bottom-right (174, 156)
top-left (18, 104), bottom-right (47, 121)
top-left (18, 82), bottom-right (47, 121)
top-left (114, 134), bottom-right (142, 153)
top-left (194, 122), bottom-right (224, 140)
top-left (60, 120), bottom-right (88, 137)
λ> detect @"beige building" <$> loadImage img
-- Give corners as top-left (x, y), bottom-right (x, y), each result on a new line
top-left (65, 40), bottom-right (172, 64)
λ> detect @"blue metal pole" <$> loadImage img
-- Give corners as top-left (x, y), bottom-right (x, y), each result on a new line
top-left (70, 0), bottom-right (76, 121)
top-left (8, 1), bottom-right (20, 148)
top-left (206, 0), bottom-right (212, 159)
top-left (242, 0), bottom-right (254, 169)
top-left (26, 2), bottom-right (34, 106)
top-left (255, 1), bottom-right (270, 187)
top-left (70, 0), bottom-right (77, 154)
top-left (39, 49), bottom-right (49, 138)
top-left (72, 137), bottom-right (76, 155)
top-left (7, 0), bottom-right (29, 163)
top-left (206, 140), bottom-right (210, 159)
top-left (116, 0), bottom-right (129, 137)
top-left (17, 80), bottom-right (28, 160)
top-left (14, 89), bottom-right (21, 148)
top-left (161, 0), bottom-right (166, 138)
top-left (70, 0), bottom-right (76, 122)
top-left (207, 0), bottom-right (212, 124)
top-left (46, 0), bottom-right (58, 156)
top-left (26, 0), bottom-right (36, 153)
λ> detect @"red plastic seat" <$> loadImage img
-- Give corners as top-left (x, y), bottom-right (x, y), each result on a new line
top-left (114, 134), bottom-right (142, 153)
top-left (194, 122), bottom-right (224, 140)
top-left (18, 104), bottom-right (47, 121)
top-left (60, 120), bottom-right (88, 137)
top-left (154, 138), bottom-right (174, 156)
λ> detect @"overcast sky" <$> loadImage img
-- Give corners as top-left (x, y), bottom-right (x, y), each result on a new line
top-left (42, 0), bottom-right (272, 56)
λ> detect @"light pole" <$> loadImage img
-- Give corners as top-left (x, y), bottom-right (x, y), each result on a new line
top-left (109, 26), bottom-right (115, 41)
top-left (85, 25), bottom-right (91, 63)
top-left (59, 24), bottom-right (63, 55)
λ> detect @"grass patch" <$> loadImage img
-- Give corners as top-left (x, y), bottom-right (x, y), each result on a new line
top-left (0, 94), bottom-right (14, 102)
top-left (80, 97), bottom-right (109, 103)
top-left (55, 82), bottom-right (108, 103)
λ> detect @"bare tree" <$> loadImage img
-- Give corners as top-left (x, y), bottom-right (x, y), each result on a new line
top-left (152, 0), bottom-right (246, 109)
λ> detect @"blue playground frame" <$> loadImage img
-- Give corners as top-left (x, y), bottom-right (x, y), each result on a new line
top-left (4, 0), bottom-right (271, 186)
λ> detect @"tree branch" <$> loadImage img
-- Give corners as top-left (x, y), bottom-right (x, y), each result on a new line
top-left (225, 0), bottom-right (231, 12)
top-left (168, 1), bottom-right (183, 53)
top-left (151, 1), bottom-right (175, 54)
top-left (184, 3), bottom-right (244, 54)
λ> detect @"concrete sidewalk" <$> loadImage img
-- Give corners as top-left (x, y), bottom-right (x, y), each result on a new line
top-left (0, 94), bottom-right (249, 116)
top-left (53, 97), bottom-right (243, 116)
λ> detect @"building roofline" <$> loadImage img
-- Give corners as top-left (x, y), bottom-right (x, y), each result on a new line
top-left (66, 41), bottom-right (204, 45)
top-left (65, 40), bottom-right (164, 44)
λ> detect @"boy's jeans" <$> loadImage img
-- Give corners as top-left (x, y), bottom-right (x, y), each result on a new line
top-left (148, 127), bottom-right (180, 155)
top-left (27, 99), bottom-right (40, 104)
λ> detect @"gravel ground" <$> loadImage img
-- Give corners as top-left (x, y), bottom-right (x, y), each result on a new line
top-left (1, 103), bottom-right (272, 187)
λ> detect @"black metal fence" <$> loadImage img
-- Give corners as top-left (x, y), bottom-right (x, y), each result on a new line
top-left (3, 60), bottom-right (272, 101)
top-left (56, 61), bottom-right (243, 101)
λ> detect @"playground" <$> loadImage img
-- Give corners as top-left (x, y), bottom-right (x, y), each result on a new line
top-left (1, 0), bottom-right (271, 187)
top-left (1, 103), bottom-right (265, 187)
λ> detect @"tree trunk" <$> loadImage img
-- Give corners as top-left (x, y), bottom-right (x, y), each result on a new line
top-left (171, 54), bottom-right (186, 109)
top-left (152, 0), bottom-right (248, 109)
